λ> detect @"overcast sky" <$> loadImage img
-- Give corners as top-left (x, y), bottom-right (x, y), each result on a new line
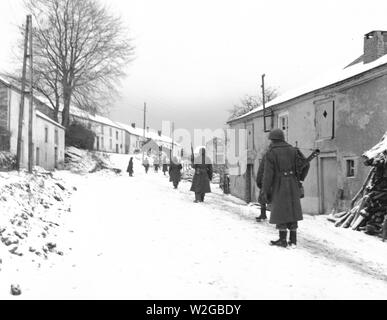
top-left (1, 0), bottom-right (387, 137)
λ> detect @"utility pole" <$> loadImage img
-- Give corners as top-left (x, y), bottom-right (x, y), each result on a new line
top-left (28, 15), bottom-right (34, 173)
top-left (171, 121), bottom-right (175, 160)
top-left (16, 15), bottom-right (31, 171)
top-left (261, 74), bottom-right (267, 132)
top-left (142, 102), bottom-right (146, 162)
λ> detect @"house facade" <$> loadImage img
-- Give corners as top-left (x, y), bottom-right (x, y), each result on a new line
top-left (69, 108), bottom-right (126, 154)
top-left (227, 31), bottom-right (387, 214)
top-left (116, 122), bottom-right (144, 154)
top-left (0, 78), bottom-right (65, 170)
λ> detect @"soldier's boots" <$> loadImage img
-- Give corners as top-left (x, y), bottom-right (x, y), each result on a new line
top-left (255, 212), bottom-right (267, 222)
top-left (270, 231), bottom-right (288, 248)
top-left (288, 230), bottom-right (297, 248)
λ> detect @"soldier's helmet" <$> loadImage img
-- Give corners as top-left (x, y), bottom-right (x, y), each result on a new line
top-left (268, 129), bottom-right (285, 141)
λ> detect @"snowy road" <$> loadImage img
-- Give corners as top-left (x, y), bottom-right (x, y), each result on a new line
top-left (6, 154), bottom-right (387, 299)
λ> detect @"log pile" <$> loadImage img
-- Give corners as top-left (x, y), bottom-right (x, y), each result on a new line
top-left (330, 132), bottom-right (387, 240)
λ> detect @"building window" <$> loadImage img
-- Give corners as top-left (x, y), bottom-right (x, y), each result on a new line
top-left (101, 137), bottom-right (104, 149)
top-left (316, 100), bottom-right (335, 140)
top-left (44, 127), bottom-right (48, 143)
top-left (346, 159), bottom-right (355, 177)
top-left (115, 131), bottom-right (118, 140)
top-left (278, 113), bottom-right (289, 141)
top-left (110, 139), bottom-right (112, 150)
top-left (54, 129), bottom-right (58, 145)
top-left (110, 128), bottom-right (112, 137)
top-left (246, 124), bottom-right (254, 151)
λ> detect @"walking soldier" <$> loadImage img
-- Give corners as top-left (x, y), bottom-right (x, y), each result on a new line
top-left (190, 147), bottom-right (213, 203)
top-left (169, 156), bottom-right (182, 189)
top-left (127, 157), bottom-right (134, 177)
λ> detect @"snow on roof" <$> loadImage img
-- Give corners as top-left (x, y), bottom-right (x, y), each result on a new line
top-left (362, 131), bottom-right (387, 164)
top-left (116, 121), bottom-right (180, 146)
top-left (115, 121), bottom-right (145, 137)
top-left (36, 110), bottom-right (65, 129)
top-left (70, 107), bottom-right (123, 130)
top-left (229, 53), bottom-right (387, 123)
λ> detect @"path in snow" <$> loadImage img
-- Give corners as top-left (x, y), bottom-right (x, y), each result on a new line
top-left (8, 154), bottom-right (387, 299)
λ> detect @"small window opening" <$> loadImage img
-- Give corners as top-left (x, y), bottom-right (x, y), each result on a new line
top-left (346, 160), bottom-right (355, 177)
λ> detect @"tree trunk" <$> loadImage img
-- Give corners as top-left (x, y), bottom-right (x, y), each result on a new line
top-left (62, 87), bottom-right (72, 128)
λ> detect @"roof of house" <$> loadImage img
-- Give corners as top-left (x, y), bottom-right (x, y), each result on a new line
top-left (36, 110), bottom-right (65, 129)
top-left (115, 121), bottom-right (145, 137)
top-left (228, 53), bottom-right (387, 123)
top-left (70, 107), bottom-right (124, 130)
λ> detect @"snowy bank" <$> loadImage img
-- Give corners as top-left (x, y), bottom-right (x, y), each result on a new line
top-left (0, 168), bottom-right (75, 296)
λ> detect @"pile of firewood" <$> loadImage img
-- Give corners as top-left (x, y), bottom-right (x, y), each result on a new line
top-left (329, 132), bottom-right (387, 241)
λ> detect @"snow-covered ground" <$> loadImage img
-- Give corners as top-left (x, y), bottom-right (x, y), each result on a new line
top-left (1, 153), bottom-right (387, 299)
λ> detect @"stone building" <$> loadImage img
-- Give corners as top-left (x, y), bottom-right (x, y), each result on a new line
top-left (227, 31), bottom-right (387, 214)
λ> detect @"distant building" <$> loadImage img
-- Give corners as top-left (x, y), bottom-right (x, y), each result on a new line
top-left (115, 122), bottom-right (144, 154)
top-left (69, 108), bottom-right (126, 154)
top-left (227, 30), bottom-right (387, 214)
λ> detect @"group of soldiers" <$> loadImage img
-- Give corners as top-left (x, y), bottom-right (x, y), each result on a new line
top-left (126, 128), bottom-right (309, 248)
top-left (126, 154), bottom-right (184, 190)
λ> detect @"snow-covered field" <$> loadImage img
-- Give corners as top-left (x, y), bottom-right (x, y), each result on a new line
top-left (1, 152), bottom-right (387, 299)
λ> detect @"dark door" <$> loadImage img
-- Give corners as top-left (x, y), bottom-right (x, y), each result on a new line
top-left (246, 164), bottom-right (253, 203)
top-left (54, 147), bottom-right (58, 169)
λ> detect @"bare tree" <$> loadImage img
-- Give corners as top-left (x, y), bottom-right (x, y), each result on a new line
top-left (20, 0), bottom-right (135, 126)
top-left (228, 87), bottom-right (279, 120)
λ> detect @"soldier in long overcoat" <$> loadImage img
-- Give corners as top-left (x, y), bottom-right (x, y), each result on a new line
top-left (261, 129), bottom-right (305, 248)
top-left (153, 156), bottom-right (160, 173)
top-left (190, 148), bottom-right (213, 203)
top-left (169, 156), bottom-right (182, 189)
top-left (162, 156), bottom-right (169, 176)
top-left (126, 157), bottom-right (134, 177)
top-left (143, 157), bottom-right (150, 174)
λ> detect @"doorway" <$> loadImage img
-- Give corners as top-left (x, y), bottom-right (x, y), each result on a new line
top-left (320, 156), bottom-right (338, 214)
top-left (246, 164), bottom-right (254, 203)
top-left (54, 147), bottom-right (58, 169)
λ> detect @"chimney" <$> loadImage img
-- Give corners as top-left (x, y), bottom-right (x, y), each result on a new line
top-left (364, 31), bottom-right (387, 64)
top-left (157, 130), bottom-right (162, 137)
top-left (131, 123), bottom-right (136, 128)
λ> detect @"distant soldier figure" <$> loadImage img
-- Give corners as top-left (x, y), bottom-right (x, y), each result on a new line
top-left (261, 129), bottom-right (307, 248)
top-left (190, 147), bottom-right (213, 203)
top-left (154, 156), bottom-right (160, 173)
top-left (126, 157), bottom-right (134, 177)
top-left (255, 152), bottom-right (267, 222)
top-left (143, 157), bottom-right (150, 174)
top-left (162, 156), bottom-right (169, 176)
top-left (169, 156), bottom-right (182, 189)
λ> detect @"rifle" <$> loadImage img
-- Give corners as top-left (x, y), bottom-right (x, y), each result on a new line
top-left (190, 143), bottom-right (194, 166)
top-left (297, 148), bottom-right (320, 198)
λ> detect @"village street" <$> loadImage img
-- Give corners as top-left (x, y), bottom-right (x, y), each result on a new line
top-left (2, 154), bottom-right (387, 299)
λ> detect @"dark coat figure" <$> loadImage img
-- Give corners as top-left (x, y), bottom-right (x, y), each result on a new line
top-left (262, 129), bottom-right (305, 248)
top-left (126, 157), bottom-right (134, 177)
top-left (255, 153), bottom-right (267, 221)
top-left (190, 148), bottom-right (213, 202)
top-left (143, 158), bottom-right (150, 174)
top-left (154, 157), bottom-right (160, 172)
top-left (162, 157), bottom-right (169, 175)
top-left (169, 157), bottom-right (182, 189)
